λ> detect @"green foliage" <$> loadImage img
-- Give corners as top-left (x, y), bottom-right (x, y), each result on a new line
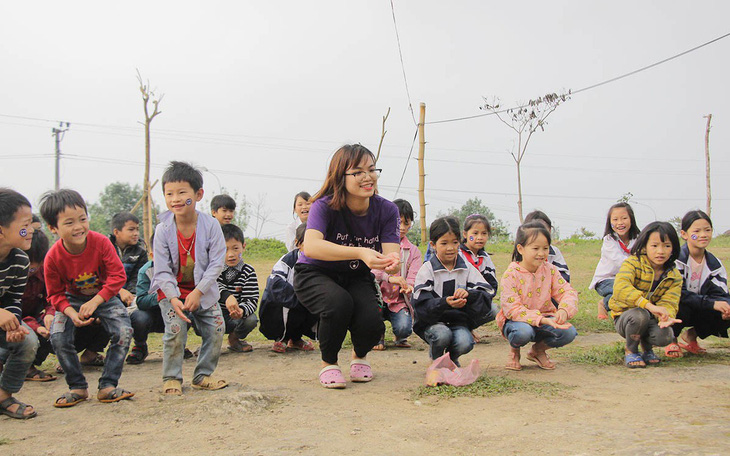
top-left (668, 216), bottom-right (682, 234)
top-left (406, 224), bottom-right (422, 246)
top-left (618, 192), bottom-right (634, 203)
top-left (201, 187), bottom-right (250, 231)
top-left (561, 342), bottom-right (625, 366)
top-left (87, 182), bottom-right (158, 234)
top-left (413, 375), bottom-right (566, 399)
top-left (438, 197), bottom-right (510, 240)
top-left (244, 237), bottom-right (287, 260)
top-left (569, 227), bottom-right (596, 240)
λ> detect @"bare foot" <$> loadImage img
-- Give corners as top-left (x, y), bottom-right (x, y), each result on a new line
top-left (597, 298), bottom-right (609, 320)
top-left (505, 348), bottom-right (522, 371)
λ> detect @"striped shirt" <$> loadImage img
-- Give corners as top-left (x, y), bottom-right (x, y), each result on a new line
top-left (0, 248), bottom-right (30, 323)
top-left (217, 261), bottom-right (259, 318)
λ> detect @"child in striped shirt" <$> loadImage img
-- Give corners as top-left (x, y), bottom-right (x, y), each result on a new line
top-left (217, 224), bottom-right (259, 353)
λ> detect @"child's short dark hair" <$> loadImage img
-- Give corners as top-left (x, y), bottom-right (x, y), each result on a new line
top-left (462, 213), bottom-right (491, 243)
top-left (162, 161), bottom-right (204, 192)
top-left (0, 188), bottom-right (31, 227)
top-left (295, 223), bottom-right (307, 246)
top-left (32, 213), bottom-right (41, 224)
top-left (211, 194), bottom-right (236, 212)
top-left (25, 230), bottom-right (49, 263)
top-left (39, 189), bottom-right (87, 229)
top-left (512, 221), bottom-right (551, 262)
top-left (681, 210), bottom-right (712, 232)
top-left (429, 216), bottom-right (460, 244)
top-left (222, 223), bottom-right (245, 245)
top-left (524, 210), bottom-right (552, 230)
top-left (392, 199), bottom-right (414, 223)
top-left (631, 221), bottom-right (680, 268)
top-left (603, 202), bottom-right (640, 240)
top-left (111, 211), bottom-right (140, 232)
top-left (293, 191), bottom-right (311, 212)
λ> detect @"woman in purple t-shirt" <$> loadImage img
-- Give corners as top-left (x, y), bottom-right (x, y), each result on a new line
top-left (294, 144), bottom-right (401, 389)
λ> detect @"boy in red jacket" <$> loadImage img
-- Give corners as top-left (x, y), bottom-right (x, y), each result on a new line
top-left (40, 189), bottom-right (134, 408)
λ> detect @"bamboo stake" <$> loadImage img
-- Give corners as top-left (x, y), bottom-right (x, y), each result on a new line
top-left (704, 114), bottom-right (712, 217)
top-left (418, 103), bottom-right (427, 244)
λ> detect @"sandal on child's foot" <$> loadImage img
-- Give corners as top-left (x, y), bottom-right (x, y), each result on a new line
top-left (349, 359), bottom-right (373, 382)
top-left (162, 379), bottom-right (183, 396)
top-left (192, 376), bottom-right (228, 391)
top-left (25, 366), bottom-right (57, 382)
top-left (664, 343), bottom-right (683, 358)
top-left (372, 339), bottom-right (385, 351)
top-left (98, 388), bottom-right (135, 403)
top-left (624, 353), bottom-right (646, 368)
top-left (0, 397), bottom-right (37, 419)
top-left (271, 341), bottom-right (287, 353)
top-left (394, 339), bottom-right (411, 348)
top-left (126, 344), bottom-right (149, 364)
top-left (597, 299), bottom-right (609, 320)
top-left (319, 365), bottom-right (346, 389)
top-left (678, 339), bottom-right (707, 355)
top-left (54, 391), bottom-right (88, 408)
top-left (80, 353), bottom-right (105, 367)
top-left (641, 350), bottom-right (661, 366)
top-left (526, 351), bottom-right (556, 370)
top-left (288, 339), bottom-right (315, 351)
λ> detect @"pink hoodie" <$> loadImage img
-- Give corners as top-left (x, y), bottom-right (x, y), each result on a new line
top-left (373, 236), bottom-right (422, 313)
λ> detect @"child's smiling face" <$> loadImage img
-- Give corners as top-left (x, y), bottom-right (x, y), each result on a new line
top-left (294, 197), bottom-right (311, 223)
top-left (164, 181), bottom-right (203, 217)
top-left (52, 205), bottom-right (89, 254)
top-left (610, 207), bottom-right (631, 239)
top-left (681, 218), bottom-right (712, 251)
top-left (517, 232), bottom-right (550, 273)
top-left (1, 205), bottom-right (34, 251)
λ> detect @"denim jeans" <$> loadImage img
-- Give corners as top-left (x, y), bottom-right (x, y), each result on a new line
top-left (383, 307), bottom-right (413, 341)
top-left (0, 323), bottom-right (39, 394)
top-left (50, 295), bottom-right (132, 390)
top-left (159, 298), bottom-right (224, 384)
top-left (595, 279), bottom-right (615, 312)
top-left (222, 309), bottom-right (258, 340)
top-left (423, 323), bottom-right (474, 366)
top-left (129, 307), bottom-right (165, 346)
top-left (503, 321), bottom-right (578, 349)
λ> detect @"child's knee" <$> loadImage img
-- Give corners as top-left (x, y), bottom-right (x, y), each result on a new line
top-left (425, 324), bottom-right (452, 346)
top-left (506, 323), bottom-right (533, 347)
top-left (654, 328), bottom-right (674, 347)
top-left (17, 330), bottom-right (40, 361)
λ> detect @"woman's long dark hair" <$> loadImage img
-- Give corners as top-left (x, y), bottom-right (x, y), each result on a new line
top-left (312, 144), bottom-right (377, 211)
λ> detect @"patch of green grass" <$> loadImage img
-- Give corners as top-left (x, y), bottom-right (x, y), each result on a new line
top-left (412, 375), bottom-right (566, 399)
top-left (0, 438), bottom-right (10, 446)
top-left (560, 341), bottom-right (625, 366)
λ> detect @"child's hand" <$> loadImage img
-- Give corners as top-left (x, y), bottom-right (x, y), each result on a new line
top-left (43, 314), bottom-right (54, 330)
top-left (119, 288), bottom-right (135, 306)
top-left (658, 317), bottom-right (682, 328)
top-left (183, 289), bottom-right (202, 313)
top-left (453, 288), bottom-right (469, 300)
top-left (170, 298), bottom-right (192, 324)
top-left (359, 249), bottom-right (391, 271)
top-left (37, 326), bottom-right (50, 339)
top-left (446, 295), bottom-right (467, 308)
top-left (554, 308), bottom-right (569, 325)
top-left (63, 308), bottom-right (93, 328)
top-left (542, 318), bottom-right (573, 330)
top-left (78, 296), bottom-right (103, 320)
top-left (0, 308), bottom-right (20, 332)
top-left (5, 325), bottom-right (29, 343)
top-left (713, 301), bottom-right (730, 319)
top-left (225, 296), bottom-right (243, 320)
top-left (383, 252), bottom-right (401, 275)
top-left (646, 303), bottom-right (669, 321)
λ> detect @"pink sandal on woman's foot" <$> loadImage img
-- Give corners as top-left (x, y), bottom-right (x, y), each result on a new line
top-left (319, 365), bottom-right (346, 389)
top-left (349, 359), bottom-right (373, 382)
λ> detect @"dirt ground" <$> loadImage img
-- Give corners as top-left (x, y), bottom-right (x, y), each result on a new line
top-left (3, 330), bottom-right (729, 456)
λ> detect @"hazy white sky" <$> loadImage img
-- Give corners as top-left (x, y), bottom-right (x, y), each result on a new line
top-left (2, 1), bottom-right (729, 240)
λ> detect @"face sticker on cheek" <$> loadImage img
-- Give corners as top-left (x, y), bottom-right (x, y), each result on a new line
top-left (19, 228), bottom-right (27, 237)
top-left (691, 234), bottom-right (698, 240)
top-left (469, 236), bottom-right (474, 242)
top-left (185, 198), bottom-right (193, 206)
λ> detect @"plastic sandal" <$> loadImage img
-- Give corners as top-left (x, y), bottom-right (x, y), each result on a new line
top-left (526, 351), bottom-right (556, 370)
top-left (394, 339), bottom-right (412, 348)
top-left (288, 339), bottom-right (314, 351)
top-left (678, 340), bottom-right (707, 355)
top-left (319, 365), bottom-right (346, 389)
top-left (0, 397), bottom-right (37, 419)
top-left (192, 376), bottom-right (228, 391)
top-left (271, 341), bottom-right (287, 353)
top-left (624, 353), bottom-right (646, 368)
top-left (25, 366), bottom-right (57, 382)
top-left (126, 345), bottom-right (149, 364)
top-left (349, 359), bottom-right (373, 382)
top-left (664, 343), bottom-right (683, 358)
top-left (641, 350), bottom-right (661, 366)
top-left (54, 391), bottom-right (88, 408)
top-left (80, 353), bottom-right (105, 367)
top-left (162, 379), bottom-right (183, 396)
top-left (98, 388), bottom-right (135, 403)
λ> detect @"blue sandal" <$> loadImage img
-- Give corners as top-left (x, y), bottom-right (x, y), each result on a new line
top-left (642, 350), bottom-right (661, 366)
top-left (624, 353), bottom-right (646, 368)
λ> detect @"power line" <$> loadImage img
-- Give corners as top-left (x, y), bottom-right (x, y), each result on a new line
top-left (427, 31), bottom-right (730, 125)
top-left (393, 126), bottom-right (419, 197)
top-left (389, 0), bottom-right (417, 125)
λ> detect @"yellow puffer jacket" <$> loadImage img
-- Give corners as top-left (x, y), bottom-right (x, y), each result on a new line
top-left (608, 254), bottom-right (682, 319)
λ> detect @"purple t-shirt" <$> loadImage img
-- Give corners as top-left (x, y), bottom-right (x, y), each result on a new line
top-left (297, 194), bottom-right (400, 272)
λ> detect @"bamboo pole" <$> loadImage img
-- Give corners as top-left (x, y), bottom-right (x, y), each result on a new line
top-left (418, 103), bottom-right (427, 244)
top-left (704, 114), bottom-right (712, 217)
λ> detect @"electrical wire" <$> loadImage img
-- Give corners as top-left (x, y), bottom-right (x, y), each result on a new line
top-left (393, 126), bottom-right (419, 197)
top-left (390, 0), bottom-right (418, 125)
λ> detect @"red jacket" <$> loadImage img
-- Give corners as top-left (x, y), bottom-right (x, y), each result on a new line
top-left (44, 231), bottom-right (126, 313)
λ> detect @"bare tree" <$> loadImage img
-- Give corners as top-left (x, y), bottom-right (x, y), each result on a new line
top-left (251, 193), bottom-right (273, 238)
top-left (482, 91), bottom-right (570, 222)
top-left (703, 114), bottom-right (712, 217)
top-left (374, 107), bottom-right (390, 164)
top-left (137, 69), bottom-right (164, 249)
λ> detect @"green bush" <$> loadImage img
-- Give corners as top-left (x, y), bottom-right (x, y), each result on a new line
top-left (244, 238), bottom-right (288, 260)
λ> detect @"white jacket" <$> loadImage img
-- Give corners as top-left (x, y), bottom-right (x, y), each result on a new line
top-left (589, 234), bottom-right (636, 289)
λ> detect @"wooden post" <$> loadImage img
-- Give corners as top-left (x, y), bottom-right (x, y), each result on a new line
top-left (704, 114), bottom-right (712, 217)
top-left (417, 103), bottom-right (427, 244)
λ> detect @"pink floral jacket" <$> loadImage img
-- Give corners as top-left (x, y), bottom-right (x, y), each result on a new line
top-left (373, 236), bottom-right (422, 313)
top-left (496, 261), bottom-right (578, 330)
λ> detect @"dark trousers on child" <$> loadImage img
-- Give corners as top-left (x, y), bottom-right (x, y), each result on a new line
top-left (294, 264), bottom-right (384, 365)
top-left (615, 308), bottom-right (673, 352)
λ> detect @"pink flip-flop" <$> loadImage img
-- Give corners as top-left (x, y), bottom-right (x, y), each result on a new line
top-left (319, 365), bottom-right (346, 389)
top-left (349, 359), bottom-right (373, 382)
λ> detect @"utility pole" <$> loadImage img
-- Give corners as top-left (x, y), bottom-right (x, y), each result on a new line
top-left (417, 103), bottom-right (427, 244)
top-left (51, 122), bottom-right (70, 190)
top-left (703, 114), bottom-right (712, 217)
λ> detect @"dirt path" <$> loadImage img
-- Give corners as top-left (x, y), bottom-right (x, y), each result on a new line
top-left (3, 332), bottom-right (729, 455)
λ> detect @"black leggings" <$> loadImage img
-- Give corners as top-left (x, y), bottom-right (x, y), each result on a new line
top-left (294, 264), bottom-right (384, 365)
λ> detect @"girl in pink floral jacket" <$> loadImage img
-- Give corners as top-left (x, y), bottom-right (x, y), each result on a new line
top-left (497, 222), bottom-right (579, 371)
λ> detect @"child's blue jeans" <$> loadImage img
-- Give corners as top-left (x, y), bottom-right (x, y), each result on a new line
top-left (423, 323), bottom-right (474, 366)
top-left (51, 295), bottom-right (132, 390)
top-left (129, 307), bottom-right (165, 346)
top-left (0, 323), bottom-right (39, 394)
top-left (503, 321), bottom-right (578, 349)
top-left (159, 298), bottom-right (224, 384)
top-left (383, 307), bottom-right (413, 341)
top-left (595, 279), bottom-right (615, 312)
top-left (221, 308), bottom-right (258, 340)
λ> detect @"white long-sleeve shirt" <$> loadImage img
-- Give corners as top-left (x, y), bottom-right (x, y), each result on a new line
top-left (589, 234), bottom-right (636, 289)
